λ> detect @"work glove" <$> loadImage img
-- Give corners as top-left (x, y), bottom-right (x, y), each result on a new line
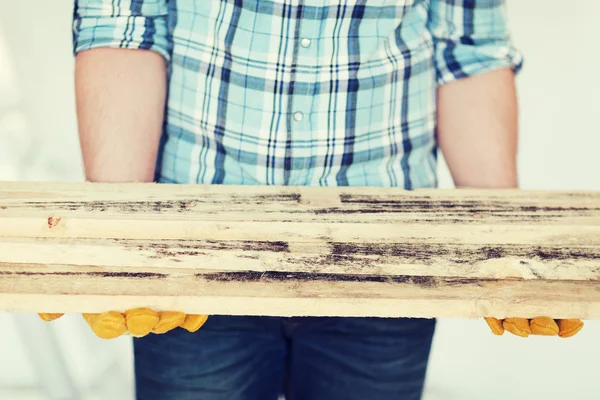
top-left (38, 309), bottom-right (208, 339)
top-left (484, 317), bottom-right (583, 338)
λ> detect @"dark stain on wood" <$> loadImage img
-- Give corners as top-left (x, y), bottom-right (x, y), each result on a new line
top-left (124, 239), bottom-right (290, 259)
top-left (485, 247), bottom-right (504, 259)
top-left (304, 196), bottom-right (599, 222)
top-left (333, 195), bottom-right (600, 217)
top-left (198, 270), bottom-right (478, 288)
top-left (0, 267), bottom-right (481, 289)
top-left (0, 271), bottom-right (167, 279)
top-left (144, 243), bottom-right (209, 259)
top-left (221, 194), bottom-right (302, 204)
top-left (19, 193), bottom-right (303, 213)
top-left (23, 200), bottom-right (201, 213)
top-left (340, 195), bottom-right (598, 211)
top-left (325, 242), bottom-right (600, 265)
top-left (180, 201), bottom-right (196, 209)
top-left (246, 194), bottom-right (302, 203)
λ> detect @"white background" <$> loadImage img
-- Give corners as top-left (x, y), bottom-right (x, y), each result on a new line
top-left (0, 1), bottom-right (599, 399)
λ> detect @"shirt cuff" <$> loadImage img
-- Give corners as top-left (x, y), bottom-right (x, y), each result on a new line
top-left (434, 38), bottom-right (524, 85)
top-left (73, 15), bottom-right (171, 62)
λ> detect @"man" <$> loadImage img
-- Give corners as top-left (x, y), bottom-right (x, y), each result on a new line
top-left (45, 0), bottom-right (581, 399)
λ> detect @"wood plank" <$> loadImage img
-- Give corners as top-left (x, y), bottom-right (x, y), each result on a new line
top-left (0, 181), bottom-right (599, 319)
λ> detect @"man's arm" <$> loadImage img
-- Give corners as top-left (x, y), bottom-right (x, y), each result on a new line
top-left (437, 68), bottom-right (518, 188)
top-left (427, 0), bottom-right (522, 188)
top-left (72, 0), bottom-right (171, 182)
top-left (76, 48), bottom-right (166, 182)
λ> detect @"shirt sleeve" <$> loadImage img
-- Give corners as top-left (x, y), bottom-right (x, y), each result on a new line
top-left (72, 0), bottom-right (170, 61)
top-left (427, 0), bottom-right (523, 85)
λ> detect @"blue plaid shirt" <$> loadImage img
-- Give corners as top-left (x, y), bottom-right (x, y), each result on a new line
top-left (73, 0), bottom-right (522, 189)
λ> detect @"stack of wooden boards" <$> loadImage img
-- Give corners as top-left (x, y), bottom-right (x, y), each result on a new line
top-left (0, 181), bottom-right (599, 319)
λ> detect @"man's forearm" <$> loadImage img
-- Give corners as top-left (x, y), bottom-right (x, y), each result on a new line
top-left (75, 48), bottom-right (167, 182)
top-left (437, 68), bottom-right (518, 188)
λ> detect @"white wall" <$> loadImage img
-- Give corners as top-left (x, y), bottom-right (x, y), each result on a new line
top-left (0, 0), bottom-right (82, 183)
top-left (0, 1), bottom-right (599, 399)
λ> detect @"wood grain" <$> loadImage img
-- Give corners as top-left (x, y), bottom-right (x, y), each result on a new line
top-left (0, 181), bottom-right (599, 319)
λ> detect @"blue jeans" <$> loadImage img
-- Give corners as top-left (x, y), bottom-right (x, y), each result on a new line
top-left (134, 316), bottom-right (435, 400)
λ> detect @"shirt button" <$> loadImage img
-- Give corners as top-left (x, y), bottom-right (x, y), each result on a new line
top-left (293, 111), bottom-right (304, 122)
top-left (300, 38), bottom-right (311, 48)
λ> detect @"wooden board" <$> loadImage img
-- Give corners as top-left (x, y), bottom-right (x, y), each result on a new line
top-left (1, 181), bottom-right (599, 319)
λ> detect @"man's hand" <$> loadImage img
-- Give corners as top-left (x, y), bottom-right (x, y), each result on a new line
top-left (484, 317), bottom-right (584, 338)
top-left (38, 310), bottom-right (208, 339)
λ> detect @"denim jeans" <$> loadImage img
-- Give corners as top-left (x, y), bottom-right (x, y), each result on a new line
top-left (134, 316), bottom-right (435, 400)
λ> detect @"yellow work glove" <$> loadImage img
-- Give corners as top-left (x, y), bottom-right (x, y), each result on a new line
top-left (484, 317), bottom-right (583, 338)
top-left (38, 309), bottom-right (208, 339)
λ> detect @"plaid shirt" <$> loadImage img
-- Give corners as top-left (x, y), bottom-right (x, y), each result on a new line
top-left (73, 0), bottom-right (522, 189)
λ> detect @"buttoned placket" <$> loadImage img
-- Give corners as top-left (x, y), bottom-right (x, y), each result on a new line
top-left (289, 6), bottom-right (319, 185)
